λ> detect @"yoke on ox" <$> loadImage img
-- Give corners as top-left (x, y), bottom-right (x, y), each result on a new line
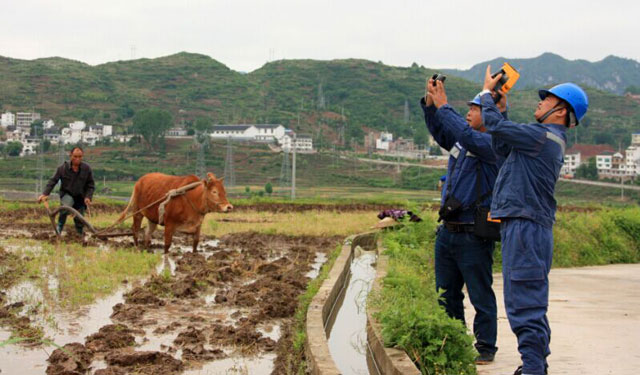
top-left (118, 172), bottom-right (232, 253)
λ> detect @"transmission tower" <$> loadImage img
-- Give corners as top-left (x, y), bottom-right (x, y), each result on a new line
top-left (317, 83), bottom-right (325, 109)
top-left (35, 135), bottom-right (44, 195)
top-left (279, 150), bottom-right (291, 192)
top-left (339, 107), bottom-right (346, 147)
top-left (195, 132), bottom-right (207, 178)
top-left (404, 99), bottom-right (410, 123)
top-left (223, 137), bottom-right (235, 187)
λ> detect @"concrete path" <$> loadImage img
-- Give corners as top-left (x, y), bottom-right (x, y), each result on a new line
top-left (464, 264), bottom-right (640, 375)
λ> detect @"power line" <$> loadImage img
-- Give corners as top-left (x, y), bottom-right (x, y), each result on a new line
top-left (223, 136), bottom-right (235, 187)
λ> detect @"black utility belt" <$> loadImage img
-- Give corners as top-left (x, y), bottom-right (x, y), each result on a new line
top-left (443, 222), bottom-right (475, 233)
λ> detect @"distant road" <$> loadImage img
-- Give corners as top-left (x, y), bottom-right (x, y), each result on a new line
top-left (344, 157), bottom-right (640, 191)
top-left (559, 178), bottom-right (640, 191)
top-left (340, 155), bottom-right (447, 169)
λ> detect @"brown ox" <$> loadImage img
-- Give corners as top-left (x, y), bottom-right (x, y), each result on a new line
top-left (118, 172), bottom-right (232, 253)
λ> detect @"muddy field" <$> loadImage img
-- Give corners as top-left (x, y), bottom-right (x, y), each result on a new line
top-left (0, 217), bottom-right (342, 374)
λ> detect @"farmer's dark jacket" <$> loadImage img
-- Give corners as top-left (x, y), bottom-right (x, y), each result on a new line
top-left (43, 161), bottom-right (95, 200)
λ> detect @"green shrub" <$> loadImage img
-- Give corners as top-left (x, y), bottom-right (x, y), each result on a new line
top-left (375, 218), bottom-right (477, 375)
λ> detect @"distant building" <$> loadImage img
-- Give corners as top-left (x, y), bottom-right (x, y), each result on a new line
top-left (561, 144), bottom-right (615, 177)
top-left (210, 124), bottom-right (287, 144)
top-left (281, 132), bottom-right (314, 153)
top-left (1, 112), bottom-right (15, 127)
top-left (626, 144), bottom-right (640, 177)
top-left (295, 134), bottom-right (313, 152)
top-left (166, 128), bottom-right (188, 137)
top-left (69, 121), bottom-right (86, 131)
top-left (16, 112), bottom-right (40, 130)
top-left (633, 133), bottom-right (640, 146)
top-left (43, 119), bottom-right (55, 129)
top-left (22, 136), bottom-right (40, 156)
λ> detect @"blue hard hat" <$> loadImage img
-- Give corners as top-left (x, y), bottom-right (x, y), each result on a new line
top-left (538, 83), bottom-right (589, 124)
top-left (467, 93), bottom-right (482, 107)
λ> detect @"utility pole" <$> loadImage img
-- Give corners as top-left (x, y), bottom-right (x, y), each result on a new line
top-left (291, 135), bottom-right (296, 200)
top-left (223, 136), bottom-right (235, 187)
top-left (35, 129), bottom-right (44, 195)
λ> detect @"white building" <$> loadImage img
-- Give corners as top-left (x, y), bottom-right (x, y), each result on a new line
top-left (596, 154), bottom-right (612, 170)
top-left (1, 112), bottom-right (15, 127)
top-left (43, 119), bottom-right (55, 129)
top-left (254, 124), bottom-right (286, 142)
top-left (16, 112), bottom-right (41, 129)
top-left (375, 132), bottom-right (393, 151)
top-left (81, 131), bottom-right (100, 146)
top-left (597, 152), bottom-right (627, 179)
top-left (88, 123), bottom-right (112, 137)
top-left (294, 134), bottom-right (313, 152)
top-left (632, 133), bottom-right (640, 146)
top-left (561, 153), bottom-right (581, 176)
top-left (625, 145), bottom-right (640, 177)
top-left (210, 124), bottom-right (287, 143)
top-left (280, 132), bottom-right (314, 153)
top-left (102, 125), bottom-right (113, 137)
top-left (61, 127), bottom-right (82, 144)
top-left (21, 137), bottom-right (40, 156)
top-left (69, 121), bottom-right (86, 131)
top-left (166, 128), bottom-right (188, 137)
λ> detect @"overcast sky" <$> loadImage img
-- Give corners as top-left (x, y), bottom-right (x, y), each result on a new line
top-left (2, 0), bottom-right (638, 72)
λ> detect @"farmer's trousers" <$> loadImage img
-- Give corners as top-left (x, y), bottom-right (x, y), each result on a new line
top-left (59, 194), bottom-right (86, 234)
top-left (435, 226), bottom-right (498, 355)
top-left (501, 218), bottom-right (552, 375)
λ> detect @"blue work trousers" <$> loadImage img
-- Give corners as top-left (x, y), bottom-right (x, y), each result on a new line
top-left (435, 226), bottom-right (497, 355)
top-left (501, 218), bottom-right (552, 375)
top-left (59, 194), bottom-right (86, 234)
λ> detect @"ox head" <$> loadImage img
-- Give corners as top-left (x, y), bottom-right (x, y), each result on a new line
top-left (204, 172), bottom-right (233, 213)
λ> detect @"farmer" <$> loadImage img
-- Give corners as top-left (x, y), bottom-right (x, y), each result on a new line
top-left (38, 146), bottom-right (95, 235)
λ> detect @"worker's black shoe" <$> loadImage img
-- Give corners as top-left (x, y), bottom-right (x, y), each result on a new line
top-left (513, 365), bottom-right (548, 374)
top-left (475, 351), bottom-right (495, 365)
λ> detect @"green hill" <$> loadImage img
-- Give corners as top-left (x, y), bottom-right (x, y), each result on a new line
top-left (443, 52), bottom-right (640, 95)
top-left (1, 52), bottom-right (639, 148)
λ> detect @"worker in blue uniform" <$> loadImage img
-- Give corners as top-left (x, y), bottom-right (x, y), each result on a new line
top-left (480, 65), bottom-right (589, 375)
top-left (420, 77), bottom-right (506, 364)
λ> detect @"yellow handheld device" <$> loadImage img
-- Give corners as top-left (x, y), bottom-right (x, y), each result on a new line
top-left (492, 62), bottom-right (520, 93)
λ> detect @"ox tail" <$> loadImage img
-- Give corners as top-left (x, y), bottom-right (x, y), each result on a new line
top-left (116, 188), bottom-right (137, 225)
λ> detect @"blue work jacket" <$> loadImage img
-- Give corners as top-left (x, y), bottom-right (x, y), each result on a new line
top-left (421, 98), bottom-right (503, 223)
top-left (480, 93), bottom-right (567, 228)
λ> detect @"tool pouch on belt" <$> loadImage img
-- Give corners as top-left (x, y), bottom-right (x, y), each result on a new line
top-left (438, 153), bottom-right (464, 223)
top-left (472, 163), bottom-right (501, 241)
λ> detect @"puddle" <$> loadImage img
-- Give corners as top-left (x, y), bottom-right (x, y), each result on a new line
top-left (156, 254), bottom-right (177, 275)
top-left (305, 252), bottom-right (328, 279)
top-left (0, 287), bottom-right (128, 375)
top-left (328, 252), bottom-right (377, 375)
top-left (182, 352), bottom-right (276, 375)
top-left (256, 322), bottom-right (281, 342)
